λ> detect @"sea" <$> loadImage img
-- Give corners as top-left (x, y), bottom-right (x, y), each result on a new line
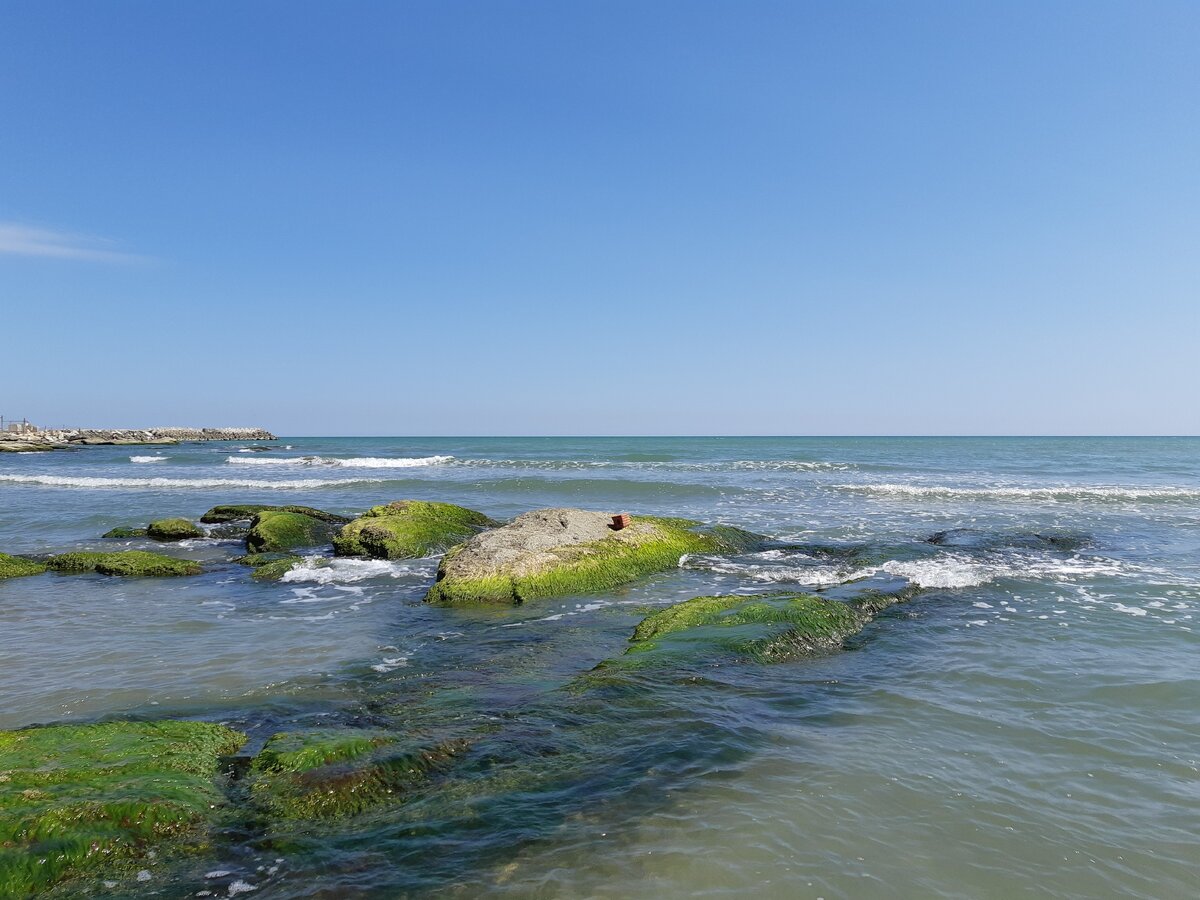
top-left (1, 436), bottom-right (1196, 898)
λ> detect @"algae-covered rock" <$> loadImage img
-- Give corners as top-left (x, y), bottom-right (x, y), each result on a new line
top-left (600, 589), bottom-right (917, 672)
top-left (46, 551), bottom-right (202, 577)
top-left (249, 729), bottom-right (468, 820)
top-left (426, 508), bottom-right (761, 605)
top-left (0, 720), bottom-right (246, 897)
top-left (245, 510), bottom-right (338, 554)
top-left (147, 518), bottom-right (204, 541)
top-left (250, 556), bottom-right (306, 581)
top-left (333, 500), bottom-right (494, 560)
top-left (0, 553), bottom-right (46, 580)
top-left (101, 526), bottom-right (149, 539)
top-left (625, 593), bottom-right (868, 664)
top-left (201, 504), bottom-right (349, 525)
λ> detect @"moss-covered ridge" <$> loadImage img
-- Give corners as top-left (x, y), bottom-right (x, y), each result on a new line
top-left (45, 550), bottom-right (201, 577)
top-left (101, 526), bottom-right (148, 539)
top-left (0, 720), bottom-right (245, 899)
top-left (604, 588), bottom-right (917, 671)
top-left (249, 729), bottom-right (469, 820)
top-left (201, 504), bottom-right (349, 525)
top-left (426, 509), bottom-right (763, 606)
top-left (147, 518), bottom-right (204, 541)
top-left (333, 500), bottom-right (494, 560)
top-left (245, 510), bottom-right (339, 553)
top-left (0, 554), bottom-right (46, 580)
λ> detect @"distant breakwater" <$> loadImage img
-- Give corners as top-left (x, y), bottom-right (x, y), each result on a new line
top-left (0, 427), bottom-right (275, 452)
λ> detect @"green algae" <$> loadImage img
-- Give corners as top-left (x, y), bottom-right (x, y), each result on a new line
top-left (0, 554), bottom-right (46, 580)
top-left (201, 504), bottom-right (348, 525)
top-left (101, 526), bottom-right (148, 539)
top-left (250, 556), bottom-right (306, 581)
top-left (45, 551), bottom-right (201, 577)
top-left (249, 729), bottom-right (469, 820)
top-left (333, 500), bottom-right (494, 560)
top-left (593, 589), bottom-right (921, 674)
top-left (245, 510), bottom-right (337, 554)
top-left (146, 518), bottom-right (204, 541)
top-left (625, 592), bottom-right (867, 664)
top-left (426, 515), bottom-right (761, 606)
top-left (0, 720), bottom-right (245, 898)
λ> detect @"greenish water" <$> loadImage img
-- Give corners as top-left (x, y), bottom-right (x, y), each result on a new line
top-left (1, 437), bottom-right (1197, 898)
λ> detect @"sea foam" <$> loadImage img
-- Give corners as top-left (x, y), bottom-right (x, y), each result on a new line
top-left (0, 474), bottom-right (381, 490)
top-left (835, 483), bottom-right (1200, 502)
top-left (226, 455), bottom-right (453, 468)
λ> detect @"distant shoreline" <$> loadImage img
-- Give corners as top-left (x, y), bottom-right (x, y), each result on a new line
top-left (0, 427), bottom-right (276, 453)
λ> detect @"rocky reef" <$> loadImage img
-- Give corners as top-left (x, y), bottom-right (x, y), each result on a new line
top-left (45, 550), bottom-right (202, 577)
top-left (146, 518), bottom-right (205, 541)
top-left (0, 554), bottom-right (46, 580)
top-left (333, 500), bottom-right (494, 560)
top-left (426, 508), bottom-right (761, 605)
top-left (0, 720), bottom-right (245, 898)
top-left (245, 510), bottom-right (341, 554)
top-left (248, 729), bottom-right (469, 820)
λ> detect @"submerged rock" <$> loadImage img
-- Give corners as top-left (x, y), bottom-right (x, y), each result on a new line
top-left (249, 729), bottom-right (468, 819)
top-left (101, 526), bottom-right (149, 539)
top-left (250, 556), bottom-right (307, 581)
top-left (602, 588), bottom-right (919, 671)
top-left (245, 510), bottom-right (339, 554)
top-left (0, 719), bottom-right (246, 897)
top-left (426, 508), bottom-right (761, 605)
top-left (0, 553), bottom-right (46, 579)
top-left (333, 500), bottom-right (494, 560)
top-left (201, 504), bottom-right (349, 525)
top-left (147, 518), bottom-right (205, 541)
top-left (46, 550), bottom-right (202, 577)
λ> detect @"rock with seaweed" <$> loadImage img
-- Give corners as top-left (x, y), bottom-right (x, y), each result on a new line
top-left (0, 553), bottom-right (46, 580)
top-left (201, 504), bottom-right (349, 525)
top-left (101, 526), bottom-right (149, 539)
top-left (597, 587), bottom-right (921, 673)
top-left (245, 510), bottom-right (340, 554)
top-left (0, 720), bottom-right (245, 898)
top-left (426, 508), bottom-right (762, 605)
top-left (333, 500), bottom-right (494, 560)
top-left (250, 556), bottom-right (308, 581)
top-left (146, 518), bottom-right (205, 541)
top-left (248, 729), bottom-right (469, 820)
top-left (45, 550), bottom-right (202, 577)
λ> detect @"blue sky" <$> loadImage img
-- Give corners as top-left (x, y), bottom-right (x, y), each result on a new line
top-left (2, 1), bottom-right (1197, 435)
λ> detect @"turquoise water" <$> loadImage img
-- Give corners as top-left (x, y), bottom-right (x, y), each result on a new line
top-left (1, 437), bottom-right (1197, 898)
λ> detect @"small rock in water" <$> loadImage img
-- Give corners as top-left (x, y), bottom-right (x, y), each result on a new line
top-left (228, 881), bottom-right (257, 895)
top-left (137, 870), bottom-right (153, 882)
top-left (205, 870), bottom-right (232, 879)
top-left (103, 882), bottom-right (118, 889)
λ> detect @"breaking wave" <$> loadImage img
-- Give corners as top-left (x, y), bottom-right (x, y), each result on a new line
top-left (0, 474), bottom-right (383, 490)
top-left (227, 455), bottom-right (453, 468)
top-left (688, 548), bottom-right (1140, 590)
top-left (129, 455), bottom-right (168, 463)
top-left (280, 557), bottom-right (431, 585)
top-left (835, 483), bottom-right (1200, 502)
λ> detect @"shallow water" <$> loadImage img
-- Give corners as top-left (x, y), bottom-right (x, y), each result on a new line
top-left (1, 437), bottom-right (1197, 898)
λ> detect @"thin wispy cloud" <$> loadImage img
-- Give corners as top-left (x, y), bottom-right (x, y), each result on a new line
top-left (0, 222), bottom-right (146, 263)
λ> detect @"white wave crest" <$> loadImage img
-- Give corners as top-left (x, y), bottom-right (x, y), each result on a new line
top-left (836, 483), bottom-right (1200, 502)
top-left (881, 553), bottom-right (1134, 589)
top-left (227, 455), bottom-right (453, 469)
top-left (280, 557), bottom-right (424, 584)
top-left (685, 556), bottom-right (869, 586)
top-left (129, 455), bottom-right (168, 463)
top-left (0, 474), bottom-right (380, 490)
